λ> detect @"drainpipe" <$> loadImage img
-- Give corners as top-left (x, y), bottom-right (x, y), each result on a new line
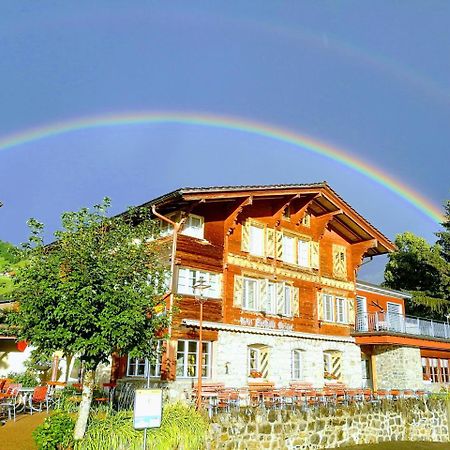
top-left (151, 206), bottom-right (185, 379)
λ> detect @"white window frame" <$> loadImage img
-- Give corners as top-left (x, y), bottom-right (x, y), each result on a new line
top-left (336, 297), bottom-right (348, 324)
top-left (247, 344), bottom-right (269, 378)
top-left (177, 267), bottom-right (221, 299)
top-left (282, 234), bottom-right (296, 264)
top-left (283, 284), bottom-right (292, 316)
top-left (249, 224), bottom-right (265, 257)
top-left (243, 277), bottom-right (259, 311)
top-left (266, 281), bottom-right (277, 315)
top-left (323, 351), bottom-right (333, 374)
top-left (127, 341), bottom-right (163, 378)
top-left (181, 214), bottom-right (204, 239)
top-left (297, 239), bottom-right (310, 267)
top-left (291, 349), bottom-right (303, 380)
top-left (176, 340), bottom-right (212, 379)
top-left (323, 294), bottom-right (334, 322)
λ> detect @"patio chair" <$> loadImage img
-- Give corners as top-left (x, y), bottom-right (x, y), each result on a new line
top-left (0, 384), bottom-right (22, 421)
top-left (28, 385), bottom-right (49, 415)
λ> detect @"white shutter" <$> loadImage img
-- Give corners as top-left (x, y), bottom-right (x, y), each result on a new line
top-left (241, 220), bottom-right (250, 252)
top-left (259, 279), bottom-right (268, 312)
top-left (310, 242), bottom-right (320, 270)
top-left (276, 282), bottom-right (285, 315)
top-left (298, 240), bottom-right (309, 267)
top-left (233, 275), bottom-right (243, 308)
top-left (266, 228), bottom-right (275, 258)
top-left (292, 286), bottom-right (300, 317)
top-left (317, 293), bottom-right (324, 321)
top-left (177, 268), bottom-right (189, 295)
top-left (275, 231), bottom-right (283, 259)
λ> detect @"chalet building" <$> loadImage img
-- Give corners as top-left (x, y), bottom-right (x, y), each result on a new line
top-left (110, 183), bottom-right (450, 395)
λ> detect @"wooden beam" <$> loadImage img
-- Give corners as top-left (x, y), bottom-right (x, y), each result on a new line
top-left (225, 196), bottom-right (253, 236)
top-left (294, 193), bottom-right (321, 225)
top-left (351, 239), bottom-right (378, 273)
top-left (311, 210), bottom-right (343, 240)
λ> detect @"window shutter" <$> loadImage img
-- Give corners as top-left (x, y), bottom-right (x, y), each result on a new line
top-left (317, 293), bottom-right (324, 320)
top-left (276, 282), bottom-right (285, 315)
top-left (275, 231), bottom-right (283, 259)
top-left (348, 298), bottom-right (355, 325)
top-left (233, 275), bottom-right (243, 308)
top-left (310, 241), bottom-right (320, 270)
top-left (259, 279), bottom-right (268, 312)
top-left (292, 287), bottom-right (300, 317)
top-left (266, 228), bottom-right (275, 258)
top-left (241, 220), bottom-right (250, 252)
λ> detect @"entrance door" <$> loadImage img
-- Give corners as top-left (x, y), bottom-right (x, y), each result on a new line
top-left (361, 354), bottom-right (372, 389)
top-left (356, 296), bottom-right (368, 331)
top-left (387, 302), bottom-right (403, 332)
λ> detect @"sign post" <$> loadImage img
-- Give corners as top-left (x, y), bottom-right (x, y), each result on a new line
top-left (134, 388), bottom-right (163, 449)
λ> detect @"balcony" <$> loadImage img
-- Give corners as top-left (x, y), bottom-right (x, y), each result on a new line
top-left (355, 312), bottom-right (450, 341)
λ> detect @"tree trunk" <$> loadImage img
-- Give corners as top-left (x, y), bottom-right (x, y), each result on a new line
top-left (74, 368), bottom-right (95, 440)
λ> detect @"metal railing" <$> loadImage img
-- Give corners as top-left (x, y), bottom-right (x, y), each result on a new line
top-left (355, 312), bottom-right (450, 340)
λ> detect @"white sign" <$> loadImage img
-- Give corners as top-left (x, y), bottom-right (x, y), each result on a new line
top-left (239, 317), bottom-right (293, 331)
top-left (133, 389), bottom-right (162, 429)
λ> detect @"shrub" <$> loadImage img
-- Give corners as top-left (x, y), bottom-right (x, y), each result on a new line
top-left (33, 411), bottom-right (75, 450)
top-left (7, 371), bottom-right (39, 387)
top-left (76, 402), bottom-right (209, 450)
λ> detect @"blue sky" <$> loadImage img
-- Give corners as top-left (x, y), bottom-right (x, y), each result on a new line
top-left (0, 2), bottom-right (449, 282)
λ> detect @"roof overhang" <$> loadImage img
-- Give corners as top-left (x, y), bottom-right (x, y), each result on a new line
top-left (142, 183), bottom-right (395, 255)
top-left (356, 281), bottom-right (412, 300)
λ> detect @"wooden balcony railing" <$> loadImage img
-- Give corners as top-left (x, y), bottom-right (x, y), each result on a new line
top-left (355, 312), bottom-right (450, 340)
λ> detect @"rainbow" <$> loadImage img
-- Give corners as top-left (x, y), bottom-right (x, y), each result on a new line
top-left (0, 111), bottom-right (444, 223)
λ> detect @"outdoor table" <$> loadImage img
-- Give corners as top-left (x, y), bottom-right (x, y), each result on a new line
top-left (200, 392), bottom-right (218, 418)
top-left (16, 387), bottom-right (35, 413)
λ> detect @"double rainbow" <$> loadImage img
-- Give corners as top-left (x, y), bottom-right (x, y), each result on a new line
top-left (0, 111), bottom-right (443, 223)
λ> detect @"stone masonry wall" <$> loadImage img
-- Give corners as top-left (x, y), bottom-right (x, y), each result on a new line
top-left (374, 345), bottom-right (423, 390)
top-left (214, 330), bottom-right (362, 388)
top-left (208, 399), bottom-right (450, 449)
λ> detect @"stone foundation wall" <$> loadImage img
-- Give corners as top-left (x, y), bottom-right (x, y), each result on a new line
top-left (208, 399), bottom-right (450, 449)
top-left (374, 346), bottom-right (423, 390)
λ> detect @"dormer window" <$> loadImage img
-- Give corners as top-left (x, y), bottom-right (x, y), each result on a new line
top-left (182, 214), bottom-right (204, 239)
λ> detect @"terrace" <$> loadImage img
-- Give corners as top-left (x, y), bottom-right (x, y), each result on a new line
top-left (354, 312), bottom-right (450, 341)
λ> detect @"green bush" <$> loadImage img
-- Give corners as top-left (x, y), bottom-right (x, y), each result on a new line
top-left (33, 411), bottom-right (75, 450)
top-left (76, 402), bottom-right (209, 450)
top-left (7, 371), bottom-right (39, 387)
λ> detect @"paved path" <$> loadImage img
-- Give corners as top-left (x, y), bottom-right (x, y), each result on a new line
top-left (0, 412), bottom-right (46, 450)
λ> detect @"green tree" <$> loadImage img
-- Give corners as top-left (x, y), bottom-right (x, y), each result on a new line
top-left (9, 199), bottom-right (170, 440)
top-left (436, 200), bottom-right (450, 263)
top-left (0, 240), bottom-right (22, 297)
top-left (384, 227), bottom-right (450, 319)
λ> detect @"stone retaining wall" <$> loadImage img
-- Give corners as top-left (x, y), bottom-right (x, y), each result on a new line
top-left (208, 399), bottom-right (450, 449)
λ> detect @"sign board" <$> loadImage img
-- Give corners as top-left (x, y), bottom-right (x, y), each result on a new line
top-left (133, 389), bottom-right (163, 429)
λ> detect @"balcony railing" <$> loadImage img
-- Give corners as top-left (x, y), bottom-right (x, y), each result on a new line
top-left (355, 312), bottom-right (450, 340)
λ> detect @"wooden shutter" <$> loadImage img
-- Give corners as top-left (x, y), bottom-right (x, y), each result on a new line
top-left (259, 279), bottom-right (268, 312)
top-left (310, 242), bottom-right (320, 270)
top-left (317, 293), bottom-right (324, 320)
top-left (233, 275), bottom-right (243, 308)
top-left (275, 231), bottom-right (283, 259)
top-left (241, 220), bottom-right (250, 252)
top-left (292, 286), bottom-right (300, 317)
top-left (266, 228), bottom-right (275, 258)
top-left (276, 282), bottom-right (285, 315)
top-left (333, 245), bottom-right (347, 277)
top-left (348, 298), bottom-right (355, 325)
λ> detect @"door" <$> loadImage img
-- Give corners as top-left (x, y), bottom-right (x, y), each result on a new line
top-left (361, 354), bottom-right (372, 388)
top-left (356, 296), bottom-right (368, 331)
top-left (387, 302), bottom-right (403, 332)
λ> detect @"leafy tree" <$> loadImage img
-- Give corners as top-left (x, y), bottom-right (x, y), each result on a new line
top-left (384, 216), bottom-right (450, 319)
top-left (0, 240), bottom-right (22, 297)
top-left (9, 199), bottom-right (170, 440)
top-left (436, 200), bottom-right (450, 263)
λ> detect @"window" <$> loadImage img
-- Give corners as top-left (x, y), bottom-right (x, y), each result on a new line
top-left (323, 294), bottom-right (334, 322)
top-left (422, 357), bottom-right (450, 383)
top-left (182, 214), bottom-right (204, 239)
top-left (127, 342), bottom-right (163, 378)
top-left (336, 297), bottom-right (348, 324)
top-left (292, 350), bottom-right (303, 379)
top-left (282, 235), bottom-right (295, 264)
top-left (249, 224), bottom-right (265, 256)
top-left (284, 284), bottom-right (292, 316)
top-left (177, 268), bottom-right (221, 298)
top-left (247, 344), bottom-right (269, 378)
top-left (176, 340), bottom-right (211, 378)
top-left (243, 277), bottom-right (259, 311)
top-left (266, 282), bottom-right (277, 315)
top-left (301, 213), bottom-right (311, 227)
top-left (297, 239), bottom-right (310, 267)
